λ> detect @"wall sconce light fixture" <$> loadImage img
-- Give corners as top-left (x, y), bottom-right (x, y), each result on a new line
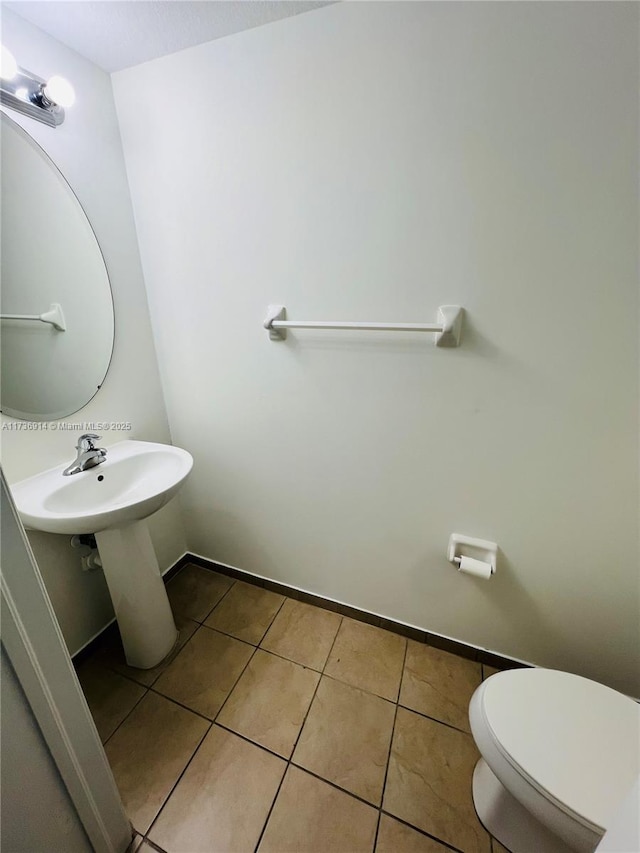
top-left (1, 45), bottom-right (75, 127)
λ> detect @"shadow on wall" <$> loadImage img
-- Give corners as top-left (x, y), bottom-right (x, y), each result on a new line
top-left (27, 529), bottom-right (114, 653)
top-left (407, 549), bottom-right (564, 666)
top-left (471, 551), bottom-right (564, 661)
top-left (187, 508), bottom-right (285, 582)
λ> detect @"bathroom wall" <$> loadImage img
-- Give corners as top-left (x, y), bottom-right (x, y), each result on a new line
top-left (1, 648), bottom-right (91, 852)
top-left (0, 9), bottom-right (187, 654)
top-left (113, 3), bottom-right (639, 694)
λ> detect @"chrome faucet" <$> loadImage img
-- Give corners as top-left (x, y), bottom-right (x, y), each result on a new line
top-left (63, 434), bottom-right (107, 476)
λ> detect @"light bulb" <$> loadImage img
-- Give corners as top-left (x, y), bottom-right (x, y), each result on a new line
top-left (43, 75), bottom-right (75, 108)
top-left (1, 45), bottom-right (17, 80)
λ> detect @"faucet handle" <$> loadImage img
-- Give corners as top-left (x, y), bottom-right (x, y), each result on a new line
top-left (77, 433), bottom-right (102, 451)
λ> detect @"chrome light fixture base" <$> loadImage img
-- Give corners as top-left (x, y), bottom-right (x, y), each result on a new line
top-left (1, 67), bottom-right (65, 127)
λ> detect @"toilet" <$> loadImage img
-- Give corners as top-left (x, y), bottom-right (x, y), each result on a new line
top-left (469, 668), bottom-right (640, 853)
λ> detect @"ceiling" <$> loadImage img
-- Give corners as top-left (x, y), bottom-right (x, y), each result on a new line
top-left (4, 1), bottom-right (334, 73)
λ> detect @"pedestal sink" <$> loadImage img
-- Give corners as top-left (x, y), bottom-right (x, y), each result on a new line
top-left (11, 440), bottom-right (193, 669)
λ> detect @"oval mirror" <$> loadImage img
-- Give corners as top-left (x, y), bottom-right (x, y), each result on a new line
top-left (1, 112), bottom-right (114, 420)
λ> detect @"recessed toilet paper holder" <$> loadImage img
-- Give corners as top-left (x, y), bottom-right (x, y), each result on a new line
top-left (448, 533), bottom-right (497, 575)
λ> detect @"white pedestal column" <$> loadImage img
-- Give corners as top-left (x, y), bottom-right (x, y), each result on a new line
top-left (95, 520), bottom-right (178, 669)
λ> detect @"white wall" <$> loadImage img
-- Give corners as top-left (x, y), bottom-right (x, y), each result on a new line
top-left (113, 2), bottom-right (639, 695)
top-left (1, 9), bottom-right (187, 654)
top-left (1, 648), bottom-right (91, 853)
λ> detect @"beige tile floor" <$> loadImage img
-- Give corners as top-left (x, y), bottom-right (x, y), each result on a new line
top-left (78, 564), bottom-right (512, 853)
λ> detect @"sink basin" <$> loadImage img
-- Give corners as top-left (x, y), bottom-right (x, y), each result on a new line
top-left (11, 439), bottom-right (193, 670)
top-left (12, 439), bottom-right (193, 535)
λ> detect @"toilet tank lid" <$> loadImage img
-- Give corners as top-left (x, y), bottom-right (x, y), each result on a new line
top-left (480, 669), bottom-right (640, 832)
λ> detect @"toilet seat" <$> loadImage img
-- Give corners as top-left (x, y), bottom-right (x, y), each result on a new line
top-left (469, 668), bottom-right (640, 852)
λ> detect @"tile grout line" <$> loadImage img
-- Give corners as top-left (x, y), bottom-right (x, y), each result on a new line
top-left (319, 668), bottom-right (404, 706)
top-left (139, 835), bottom-right (168, 853)
top-left (254, 644), bottom-right (324, 673)
top-left (378, 641), bottom-right (480, 852)
top-left (250, 745), bottom-right (289, 853)
top-left (251, 593), bottom-right (289, 649)
top-left (212, 643), bottom-right (259, 722)
top-left (378, 809), bottom-right (467, 853)
top-left (213, 720), bottom-right (290, 762)
top-left (287, 761), bottom-right (385, 812)
top-left (396, 702), bottom-right (476, 736)
top-left (143, 718), bottom-right (214, 843)
top-left (372, 636), bottom-right (409, 851)
top-left (147, 686), bottom-right (216, 724)
top-left (202, 581), bottom-right (287, 639)
top-left (320, 615), bottom-right (345, 676)
top-left (101, 684), bottom-right (150, 748)
top-left (252, 610), bottom-right (344, 853)
top-left (211, 594), bottom-right (289, 724)
top-left (194, 573), bottom-right (238, 623)
top-left (289, 608), bottom-right (343, 756)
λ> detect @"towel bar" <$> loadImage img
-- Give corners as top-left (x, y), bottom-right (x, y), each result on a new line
top-left (264, 305), bottom-right (463, 347)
